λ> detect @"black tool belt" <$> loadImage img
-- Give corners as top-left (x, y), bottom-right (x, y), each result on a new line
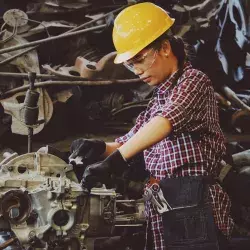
top-left (159, 176), bottom-right (220, 250)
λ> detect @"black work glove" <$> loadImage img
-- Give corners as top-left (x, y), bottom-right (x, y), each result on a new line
top-left (69, 138), bottom-right (106, 164)
top-left (81, 149), bottom-right (128, 191)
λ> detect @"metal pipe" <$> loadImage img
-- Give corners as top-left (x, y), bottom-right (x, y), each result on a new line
top-left (0, 46), bottom-right (38, 66)
top-left (27, 72), bottom-right (37, 153)
top-left (0, 22), bottom-right (17, 45)
top-left (1, 78), bottom-right (141, 98)
top-left (0, 24), bottom-right (106, 55)
top-left (116, 200), bottom-right (136, 203)
top-left (28, 128), bottom-right (33, 153)
top-left (0, 237), bottom-right (17, 249)
top-left (221, 85), bottom-right (250, 112)
top-left (114, 224), bottom-right (143, 227)
top-left (0, 72), bottom-right (88, 80)
top-left (65, 6), bottom-right (125, 34)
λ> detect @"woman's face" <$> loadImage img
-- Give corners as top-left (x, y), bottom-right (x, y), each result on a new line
top-left (123, 41), bottom-right (178, 86)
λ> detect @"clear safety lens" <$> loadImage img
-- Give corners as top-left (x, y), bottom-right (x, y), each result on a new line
top-left (123, 48), bottom-right (157, 73)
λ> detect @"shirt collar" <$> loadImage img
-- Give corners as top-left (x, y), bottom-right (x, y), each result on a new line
top-left (154, 61), bottom-right (193, 95)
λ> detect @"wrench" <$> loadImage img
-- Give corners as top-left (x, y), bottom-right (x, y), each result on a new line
top-left (143, 177), bottom-right (172, 214)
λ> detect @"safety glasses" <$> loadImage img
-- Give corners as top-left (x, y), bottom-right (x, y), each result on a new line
top-left (123, 48), bottom-right (158, 73)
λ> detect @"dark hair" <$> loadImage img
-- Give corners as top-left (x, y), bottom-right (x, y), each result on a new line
top-left (146, 30), bottom-right (188, 68)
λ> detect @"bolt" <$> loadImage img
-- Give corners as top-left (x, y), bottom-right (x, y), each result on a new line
top-left (7, 166), bottom-right (13, 171)
top-left (28, 231), bottom-right (36, 240)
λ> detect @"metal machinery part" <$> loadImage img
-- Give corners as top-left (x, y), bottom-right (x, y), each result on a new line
top-left (0, 89), bottom-right (53, 135)
top-left (0, 27), bottom-right (54, 135)
top-left (3, 9), bottom-right (28, 28)
top-left (215, 0), bottom-right (248, 82)
top-left (0, 151), bottom-right (145, 250)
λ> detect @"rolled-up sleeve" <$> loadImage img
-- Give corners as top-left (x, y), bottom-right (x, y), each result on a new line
top-left (155, 73), bottom-right (209, 133)
top-left (115, 110), bottom-right (145, 144)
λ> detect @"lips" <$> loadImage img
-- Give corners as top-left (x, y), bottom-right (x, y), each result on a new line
top-left (141, 76), bottom-right (150, 80)
top-left (141, 76), bottom-right (151, 83)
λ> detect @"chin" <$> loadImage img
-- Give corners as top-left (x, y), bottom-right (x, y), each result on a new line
top-left (146, 80), bottom-right (160, 86)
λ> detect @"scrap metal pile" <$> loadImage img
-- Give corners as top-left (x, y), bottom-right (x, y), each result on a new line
top-left (0, 0), bottom-right (250, 249)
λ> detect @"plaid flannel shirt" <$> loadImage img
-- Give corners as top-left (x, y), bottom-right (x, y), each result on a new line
top-left (115, 62), bottom-right (234, 250)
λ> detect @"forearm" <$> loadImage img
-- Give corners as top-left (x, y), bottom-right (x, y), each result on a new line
top-left (103, 142), bottom-right (121, 157)
top-left (119, 116), bottom-right (172, 159)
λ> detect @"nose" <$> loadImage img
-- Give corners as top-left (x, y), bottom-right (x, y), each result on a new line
top-left (133, 67), bottom-right (143, 76)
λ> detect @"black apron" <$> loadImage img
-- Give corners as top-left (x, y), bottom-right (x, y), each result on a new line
top-left (159, 176), bottom-right (220, 250)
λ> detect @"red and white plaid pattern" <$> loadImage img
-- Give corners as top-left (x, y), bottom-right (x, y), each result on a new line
top-left (116, 62), bottom-right (234, 250)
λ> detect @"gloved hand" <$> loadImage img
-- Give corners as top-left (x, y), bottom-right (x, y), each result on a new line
top-left (69, 138), bottom-right (106, 165)
top-left (81, 149), bottom-right (128, 191)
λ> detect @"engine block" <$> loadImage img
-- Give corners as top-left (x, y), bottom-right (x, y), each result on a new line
top-left (0, 152), bottom-right (145, 249)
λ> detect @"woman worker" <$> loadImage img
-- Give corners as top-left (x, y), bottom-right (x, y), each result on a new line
top-left (70, 2), bottom-right (234, 249)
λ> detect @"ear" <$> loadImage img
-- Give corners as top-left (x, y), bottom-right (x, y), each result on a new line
top-left (161, 40), bottom-right (171, 56)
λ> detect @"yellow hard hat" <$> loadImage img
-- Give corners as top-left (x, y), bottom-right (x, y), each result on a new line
top-left (112, 2), bottom-right (175, 64)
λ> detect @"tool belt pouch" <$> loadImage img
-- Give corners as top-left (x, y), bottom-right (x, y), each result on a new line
top-left (159, 176), bottom-right (219, 250)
